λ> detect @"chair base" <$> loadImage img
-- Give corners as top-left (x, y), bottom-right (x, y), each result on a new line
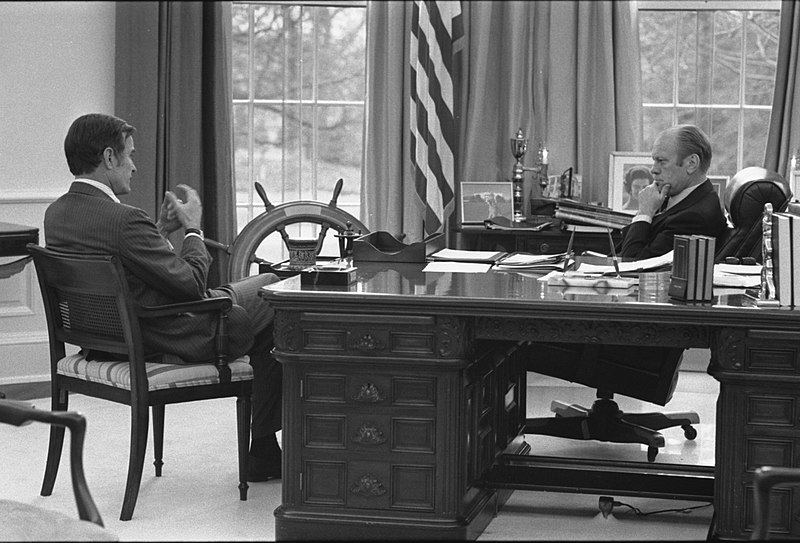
top-left (524, 396), bottom-right (699, 462)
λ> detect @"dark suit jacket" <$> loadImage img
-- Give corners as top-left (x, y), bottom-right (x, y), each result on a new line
top-left (620, 179), bottom-right (727, 259)
top-left (44, 182), bottom-right (253, 363)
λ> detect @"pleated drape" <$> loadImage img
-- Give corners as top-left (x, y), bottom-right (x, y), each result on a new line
top-left (115, 1), bottom-right (234, 286)
top-left (765, 1), bottom-right (800, 179)
top-left (362, 0), bottom-right (643, 239)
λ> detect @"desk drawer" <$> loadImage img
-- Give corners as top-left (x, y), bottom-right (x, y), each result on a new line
top-left (302, 412), bottom-right (437, 454)
top-left (303, 372), bottom-right (437, 407)
top-left (303, 458), bottom-right (437, 512)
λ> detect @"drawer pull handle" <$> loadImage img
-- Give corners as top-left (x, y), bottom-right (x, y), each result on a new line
top-left (351, 333), bottom-right (385, 352)
top-left (352, 423), bottom-right (387, 445)
top-left (352, 383), bottom-right (385, 403)
top-left (350, 474), bottom-right (387, 497)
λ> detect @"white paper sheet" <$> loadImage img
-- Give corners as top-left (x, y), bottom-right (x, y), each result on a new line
top-left (423, 261), bottom-right (492, 273)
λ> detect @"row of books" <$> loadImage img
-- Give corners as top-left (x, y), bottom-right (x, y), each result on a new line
top-left (771, 211), bottom-right (800, 306)
top-left (668, 235), bottom-right (716, 302)
top-left (553, 200), bottom-right (632, 230)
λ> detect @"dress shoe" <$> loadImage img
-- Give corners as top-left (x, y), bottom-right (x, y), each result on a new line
top-left (247, 453), bottom-right (281, 482)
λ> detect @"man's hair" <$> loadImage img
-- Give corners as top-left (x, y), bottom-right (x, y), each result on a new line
top-left (673, 124), bottom-right (712, 173)
top-left (624, 165), bottom-right (652, 191)
top-left (64, 113), bottom-right (136, 176)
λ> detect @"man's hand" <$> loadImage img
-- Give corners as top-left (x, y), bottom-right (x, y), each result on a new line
top-left (163, 184), bottom-right (203, 231)
top-left (156, 195), bottom-right (182, 237)
top-left (637, 182), bottom-right (670, 217)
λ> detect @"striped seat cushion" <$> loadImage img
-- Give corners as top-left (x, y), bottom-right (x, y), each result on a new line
top-left (57, 353), bottom-right (253, 391)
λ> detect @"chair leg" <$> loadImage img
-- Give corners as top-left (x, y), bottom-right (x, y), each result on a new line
top-left (152, 405), bottom-right (164, 477)
top-left (237, 394), bottom-right (251, 501)
top-left (120, 400), bottom-right (149, 521)
top-left (41, 388), bottom-right (68, 496)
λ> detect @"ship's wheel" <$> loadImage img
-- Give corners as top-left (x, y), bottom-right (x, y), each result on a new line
top-left (224, 178), bottom-right (368, 282)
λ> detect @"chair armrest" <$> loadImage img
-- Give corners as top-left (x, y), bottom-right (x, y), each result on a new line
top-left (137, 296), bottom-right (233, 318)
top-left (0, 399), bottom-right (103, 526)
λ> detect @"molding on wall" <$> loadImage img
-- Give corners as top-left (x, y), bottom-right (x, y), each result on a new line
top-left (0, 374), bottom-right (51, 387)
top-left (0, 331), bottom-right (48, 346)
top-left (0, 191), bottom-right (62, 204)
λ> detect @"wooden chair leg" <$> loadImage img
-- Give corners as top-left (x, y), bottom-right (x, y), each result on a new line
top-left (120, 401), bottom-right (149, 521)
top-left (41, 388), bottom-right (68, 496)
top-left (237, 394), bottom-right (251, 501)
top-left (152, 405), bottom-right (164, 477)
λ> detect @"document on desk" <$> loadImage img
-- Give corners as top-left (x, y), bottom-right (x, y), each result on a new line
top-left (576, 251), bottom-right (674, 276)
top-left (423, 261), bottom-right (493, 273)
top-left (429, 248), bottom-right (507, 263)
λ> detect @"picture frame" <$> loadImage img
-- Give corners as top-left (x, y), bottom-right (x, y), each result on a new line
top-left (791, 170), bottom-right (800, 201)
top-left (460, 182), bottom-right (514, 224)
top-left (708, 175), bottom-right (729, 212)
top-left (608, 152), bottom-right (653, 214)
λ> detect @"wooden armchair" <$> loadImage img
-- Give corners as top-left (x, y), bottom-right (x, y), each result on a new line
top-left (0, 398), bottom-right (117, 540)
top-left (27, 244), bottom-right (254, 521)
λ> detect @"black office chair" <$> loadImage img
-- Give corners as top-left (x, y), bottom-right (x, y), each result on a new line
top-left (715, 166), bottom-right (792, 263)
top-left (525, 168), bottom-right (792, 462)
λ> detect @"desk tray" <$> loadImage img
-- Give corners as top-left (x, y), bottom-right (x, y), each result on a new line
top-left (353, 231), bottom-right (445, 263)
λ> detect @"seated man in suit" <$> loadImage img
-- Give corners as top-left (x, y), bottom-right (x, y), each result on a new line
top-left (619, 123), bottom-right (727, 258)
top-left (529, 124), bottom-right (728, 440)
top-left (45, 113), bottom-right (281, 481)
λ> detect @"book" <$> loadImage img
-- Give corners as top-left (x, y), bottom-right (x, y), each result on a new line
top-left (668, 234), bottom-right (691, 300)
top-left (702, 236), bottom-right (716, 301)
top-left (772, 212), bottom-right (793, 306)
top-left (685, 236), bottom-right (698, 301)
top-left (790, 213), bottom-right (800, 308)
top-left (694, 236), bottom-right (708, 301)
top-left (554, 209), bottom-right (630, 230)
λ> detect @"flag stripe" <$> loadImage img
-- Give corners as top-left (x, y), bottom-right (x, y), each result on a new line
top-left (410, 0), bottom-right (462, 236)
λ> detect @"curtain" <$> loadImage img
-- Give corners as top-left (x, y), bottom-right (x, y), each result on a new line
top-left (765, 0), bottom-right (800, 179)
top-left (363, 0), bottom-right (643, 239)
top-left (115, 1), bottom-right (234, 287)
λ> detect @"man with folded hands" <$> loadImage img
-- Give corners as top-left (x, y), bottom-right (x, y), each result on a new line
top-left (45, 113), bottom-right (282, 481)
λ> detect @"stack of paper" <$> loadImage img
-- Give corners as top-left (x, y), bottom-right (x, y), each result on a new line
top-left (429, 248), bottom-right (507, 263)
top-left (575, 251), bottom-right (673, 276)
top-left (494, 252), bottom-right (569, 272)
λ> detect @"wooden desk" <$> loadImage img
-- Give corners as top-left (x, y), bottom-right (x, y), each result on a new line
top-left (262, 263), bottom-right (800, 540)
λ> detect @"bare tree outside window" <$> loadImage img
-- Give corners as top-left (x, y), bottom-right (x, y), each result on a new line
top-left (231, 2), bottom-right (366, 261)
top-left (639, 2), bottom-right (780, 179)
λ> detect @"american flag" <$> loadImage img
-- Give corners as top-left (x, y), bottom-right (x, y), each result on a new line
top-left (410, 1), bottom-right (463, 236)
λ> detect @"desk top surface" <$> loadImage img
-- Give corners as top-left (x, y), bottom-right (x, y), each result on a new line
top-left (261, 261), bottom-right (797, 329)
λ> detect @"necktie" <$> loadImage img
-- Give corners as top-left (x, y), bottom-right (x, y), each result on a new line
top-left (658, 196), bottom-right (670, 214)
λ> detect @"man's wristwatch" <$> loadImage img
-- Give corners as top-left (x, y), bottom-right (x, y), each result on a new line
top-left (185, 227), bottom-right (204, 240)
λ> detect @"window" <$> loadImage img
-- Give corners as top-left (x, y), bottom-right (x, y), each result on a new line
top-left (638, 0), bottom-right (780, 178)
top-left (231, 1), bottom-right (366, 261)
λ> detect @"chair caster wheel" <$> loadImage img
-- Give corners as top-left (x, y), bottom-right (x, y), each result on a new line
top-left (647, 446), bottom-right (658, 462)
top-left (682, 424), bottom-right (697, 440)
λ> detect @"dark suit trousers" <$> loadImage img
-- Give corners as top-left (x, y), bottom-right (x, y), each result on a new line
top-left (212, 273), bottom-right (282, 439)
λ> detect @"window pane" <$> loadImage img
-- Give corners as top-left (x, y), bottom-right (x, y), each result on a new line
top-left (253, 104), bottom-right (286, 199)
top-left (317, 105), bottom-right (363, 205)
top-left (742, 108), bottom-right (772, 167)
top-left (253, 5), bottom-right (296, 100)
top-left (745, 12), bottom-right (779, 106)
top-left (232, 5), bottom-right (250, 100)
top-left (640, 11), bottom-right (676, 104)
top-left (233, 104), bottom-right (250, 204)
top-left (317, 8), bottom-right (367, 101)
top-left (712, 11), bottom-right (742, 105)
top-left (676, 11), bottom-right (699, 104)
top-left (643, 107), bottom-right (673, 150)
top-left (710, 108), bottom-right (739, 175)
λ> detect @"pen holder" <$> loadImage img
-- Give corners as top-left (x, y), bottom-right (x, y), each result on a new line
top-left (287, 238), bottom-right (319, 270)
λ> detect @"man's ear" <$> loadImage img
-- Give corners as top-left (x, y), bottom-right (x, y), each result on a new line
top-left (685, 153), bottom-right (700, 174)
top-left (102, 147), bottom-right (116, 169)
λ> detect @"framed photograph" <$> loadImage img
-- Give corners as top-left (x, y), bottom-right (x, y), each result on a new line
top-left (791, 170), bottom-right (800, 201)
top-left (460, 182), bottom-right (514, 224)
top-left (608, 152), bottom-right (653, 214)
top-left (708, 175), bottom-right (729, 212)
